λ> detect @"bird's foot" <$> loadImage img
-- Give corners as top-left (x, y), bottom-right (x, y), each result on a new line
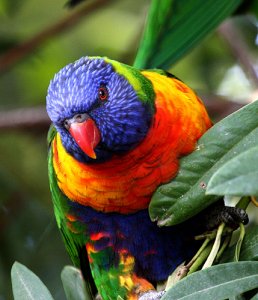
top-left (139, 290), bottom-right (165, 300)
top-left (206, 205), bottom-right (248, 230)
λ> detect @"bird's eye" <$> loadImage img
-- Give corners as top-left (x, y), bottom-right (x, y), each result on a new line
top-left (98, 85), bottom-right (108, 101)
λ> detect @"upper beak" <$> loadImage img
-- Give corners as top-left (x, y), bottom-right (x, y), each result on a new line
top-left (65, 113), bottom-right (101, 159)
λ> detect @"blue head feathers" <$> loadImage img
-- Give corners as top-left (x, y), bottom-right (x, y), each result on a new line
top-left (46, 57), bottom-right (155, 162)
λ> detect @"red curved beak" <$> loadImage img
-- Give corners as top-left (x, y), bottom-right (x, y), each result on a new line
top-left (68, 115), bottom-right (101, 159)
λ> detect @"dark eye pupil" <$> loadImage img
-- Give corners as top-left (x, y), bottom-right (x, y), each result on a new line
top-left (98, 85), bottom-right (108, 101)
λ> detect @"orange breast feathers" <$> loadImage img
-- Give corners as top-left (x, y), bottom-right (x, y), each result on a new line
top-left (52, 71), bottom-right (212, 214)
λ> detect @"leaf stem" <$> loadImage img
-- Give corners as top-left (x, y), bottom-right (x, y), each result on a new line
top-left (188, 244), bottom-right (213, 275)
top-left (236, 196), bottom-right (251, 210)
top-left (202, 222), bottom-right (225, 269)
top-left (186, 237), bottom-right (211, 269)
top-left (250, 196), bottom-right (258, 207)
top-left (215, 234), bottom-right (232, 262)
top-left (234, 222), bottom-right (245, 262)
top-left (194, 231), bottom-right (217, 241)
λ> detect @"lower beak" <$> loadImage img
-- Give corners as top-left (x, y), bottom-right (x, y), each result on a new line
top-left (69, 117), bottom-right (101, 159)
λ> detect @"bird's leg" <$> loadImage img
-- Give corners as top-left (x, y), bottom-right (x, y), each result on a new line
top-left (186, 198), bottom-right (250, 272)
top-left (204, 201), bottom-right (249, 231)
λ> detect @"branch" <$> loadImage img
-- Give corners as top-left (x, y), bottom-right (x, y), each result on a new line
top-left (0, 95), bottom-right (244, 131)
top-left (0, 106), bottom-right (50, 131)
top-left (200, 93), bottom-right (244, 120)
top-left (218, 19), bottom-right (258, 88)
top-left (0, 0), bottom-right (111, 74)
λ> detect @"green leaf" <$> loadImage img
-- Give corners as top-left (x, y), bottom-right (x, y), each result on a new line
top-left (220, 225), bottom-right (258, 263)
top-left (161, 261), bottom-right (258, 300)
top-left (207, 146), bottom-right (258, 196)
top-left (11, 262), bottom-right (54, 300)
top-left (134, 0), bottom-right (242, 69)
top-left (61, 266), bottom-right (93, 300)
top-left (149, 101), bottom-right (258, 226)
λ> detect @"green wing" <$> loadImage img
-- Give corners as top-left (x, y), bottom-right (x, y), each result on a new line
top-left (47, 125), bottom-right (96, 296)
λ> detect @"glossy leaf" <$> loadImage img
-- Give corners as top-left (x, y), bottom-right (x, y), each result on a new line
top-left (11, 262), bottom-right (54, 300)
top-left (149, 101), bottom-right (258, 226)
top-left (134, 0), bottom-right (242, 69)
top-left (61, 266), bottom-right (93, 300)
top-left (207, 146), bottom-right (258, 196)
top-left (161, 261), bottom-right (258, 300)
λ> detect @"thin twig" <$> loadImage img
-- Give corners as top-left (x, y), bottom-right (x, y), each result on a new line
top-left (0, 0), bottom-right (111, 74)
top-left (218, 19), bottom-right (258, 88)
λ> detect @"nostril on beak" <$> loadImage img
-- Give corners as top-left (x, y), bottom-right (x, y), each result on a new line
top-left (64, 113), bottom-right (89, 130)
top-left (74, 113), bottom-right (88, 123)
top-left (75, 114), bottom-right (83, 122)
top-left (64, 119), bottom-right (70, 130)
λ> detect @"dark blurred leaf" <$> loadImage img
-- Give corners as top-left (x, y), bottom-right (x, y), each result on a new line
top-left (234, 0), bottom-right (258, 16)
top-left (65, 0), bottom-right (86, 8)
top-left (0, 166), bottom-right (18, 200)
top-left (251, 292), bottom-right (258, 300)
top-left (161, 262), bottom-right (258, 300)
top-left (11, 262), bottom-right (54, 300)
top-left (0, 0), bottom-right (28, 15)
top-left (207, 146), bottom-right (258, 196)
top-left (134, 0), bottom-right (242, 69)
top-left (61, 266), bottom-right (93, 300)
top-left (149, 101), bottom-right (258, 226)
top-left (0, 37), bottom-right (17, 54)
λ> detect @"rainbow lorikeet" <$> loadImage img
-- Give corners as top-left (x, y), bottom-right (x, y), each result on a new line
top-left (46, 56), bottom-right (212, 299)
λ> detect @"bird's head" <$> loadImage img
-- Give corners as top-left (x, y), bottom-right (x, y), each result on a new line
top-left (46, 57), bottom-right (155, 163)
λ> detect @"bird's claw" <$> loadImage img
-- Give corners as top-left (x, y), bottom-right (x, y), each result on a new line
top-left (206, 205), bottom-right (249, 230)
